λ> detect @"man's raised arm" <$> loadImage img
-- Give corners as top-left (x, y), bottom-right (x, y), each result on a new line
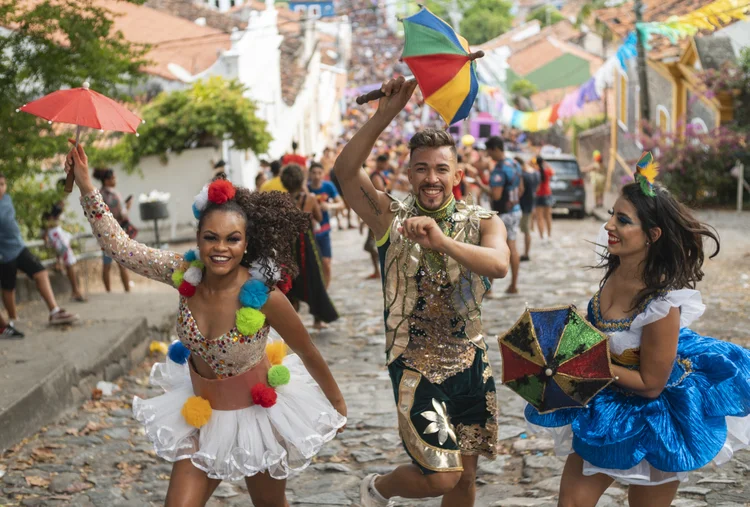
top-left (333, 77), bottom-right (418, 239)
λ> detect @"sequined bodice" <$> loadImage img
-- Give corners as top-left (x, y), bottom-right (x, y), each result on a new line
top-left (381, 195), bottom-right (494, 383)
top-left (81, 190), bottom-right (269, 378)
top-left (177, 297), bottom-right (269, 377)
top-left (401, 265), bottom-right (476, 384)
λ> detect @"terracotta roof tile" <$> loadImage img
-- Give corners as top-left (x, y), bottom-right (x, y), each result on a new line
top-left (280, 35), bottom-right (306, 106)
top-left (507, 35), bottom-right (602, 79)
top-left (508, 39), bottom-right (565, 75)
top-left (98, 0), bottom-right (231, 80)
top-left (144, 0), bottom-right (247, 31)
top-left (594, 0), bottom-right (714, 60)
top-left (481, 19), bottom-right (581, 53)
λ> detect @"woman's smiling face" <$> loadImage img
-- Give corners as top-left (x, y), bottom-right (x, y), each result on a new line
top-left (605, 196), bottom-right (650, 259)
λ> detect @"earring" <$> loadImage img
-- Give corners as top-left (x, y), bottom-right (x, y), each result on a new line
top-left (646, 240), bottom-right (651, 245)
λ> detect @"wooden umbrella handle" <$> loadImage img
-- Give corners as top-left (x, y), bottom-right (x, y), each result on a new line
top-left (354, 51), bottom-right (484, 105)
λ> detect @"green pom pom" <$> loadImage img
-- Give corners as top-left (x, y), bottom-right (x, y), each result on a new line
top-left (171, 270), bottom-right (185, 288)
top-left (267, 365), bottom-right (290, 387)
top-left (191, 259), bottom-right (205, 270)
top-left (236, 307), bottom-right (266, 336)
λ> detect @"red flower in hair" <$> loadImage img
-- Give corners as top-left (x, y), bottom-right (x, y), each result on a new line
top-left (251, 383), bottom-right (277, 408)
top-left (208, 179), bottom-right (236, 204)
top-left (178, 280), bottom-right (197, 297)
top-left (277, 272), bottom-right (292, 295)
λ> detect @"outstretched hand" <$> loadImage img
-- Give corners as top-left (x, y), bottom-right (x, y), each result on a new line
top-left (376, 77), bottom-right (418, 122)
top-left (65, 140), bottom-right (95, 194)
top-left (400, 216), bottom-right (449, 252)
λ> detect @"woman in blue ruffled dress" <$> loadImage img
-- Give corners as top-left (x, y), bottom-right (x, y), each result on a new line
top-left (525, 161), bottom-right (750, 506)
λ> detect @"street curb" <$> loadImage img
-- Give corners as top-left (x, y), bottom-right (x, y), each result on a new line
top-left (0, 317), bottom-right (167, 453)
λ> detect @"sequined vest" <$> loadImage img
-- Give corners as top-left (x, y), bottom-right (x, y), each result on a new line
top-left (377, 194), bottom-right (495, 381)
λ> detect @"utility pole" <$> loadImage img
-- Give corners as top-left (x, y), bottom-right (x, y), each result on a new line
top-left (634, 0), bottom-right (650, 122)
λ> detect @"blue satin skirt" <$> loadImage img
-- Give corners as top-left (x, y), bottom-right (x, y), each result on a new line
top-left (525, 329), bottom-right (750, 482)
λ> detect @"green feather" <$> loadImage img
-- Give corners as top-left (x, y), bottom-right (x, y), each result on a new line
top-left (636, 174), bottom-right (655, 197)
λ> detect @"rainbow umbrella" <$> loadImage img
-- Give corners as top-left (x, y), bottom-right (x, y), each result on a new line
top-left (498, 306), bottom-right (614, 414)
top-left (401, 7), bottom-right (482, 125)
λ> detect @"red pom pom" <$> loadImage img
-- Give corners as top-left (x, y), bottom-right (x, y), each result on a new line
top-left (251, 383), bottom-right (277, 408)
top-left (178, 280), bottom-right (197, 297)
top-left (277, 272), bottom-right (292, 295)
top-left (207, 180), bottom-right (236, 204)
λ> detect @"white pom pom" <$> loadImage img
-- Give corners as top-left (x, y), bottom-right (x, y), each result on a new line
top-left (193, 185), bottom-right (209, 211)
top-left (249, 258), bottom-right (281, 283)
top-left (183, 266), bottom-right (203, 285)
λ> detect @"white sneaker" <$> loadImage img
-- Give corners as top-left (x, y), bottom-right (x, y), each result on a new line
top-left (360, 474), bottom-right (394, 507)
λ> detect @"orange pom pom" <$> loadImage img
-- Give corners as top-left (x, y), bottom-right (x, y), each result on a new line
top-left (265, 341), bottom-right (287, 366)
top-left (208, 179), bottom-right (236, 204)
top-left (181, 396), bottom-right (212, 427)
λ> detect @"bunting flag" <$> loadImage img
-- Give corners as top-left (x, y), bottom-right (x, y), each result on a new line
top-left (474, 0), bottom-right (750, 133)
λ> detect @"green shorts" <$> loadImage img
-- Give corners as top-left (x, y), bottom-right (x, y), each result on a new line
top-left (388, 347), bottom-right (499, 474)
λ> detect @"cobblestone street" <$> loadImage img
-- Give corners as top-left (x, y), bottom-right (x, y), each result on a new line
top-left (2, 213), bottom-right (749, 507)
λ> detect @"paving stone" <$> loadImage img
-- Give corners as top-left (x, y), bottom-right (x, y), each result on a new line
top-left (491, 497), bottom-right (556, 507)
top-left (512, 438), bottom-right (554, 453)
top-left (671, 500), bottom-right (708, 507)
top-left (522, 455), bottom-right (565, 472)
top-left (48, 472), bottom-right (82, 493)
top-left (3, 219), bottom-right (749, 507)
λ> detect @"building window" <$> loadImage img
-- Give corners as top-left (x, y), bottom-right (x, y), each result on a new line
top-left (230, 0), bottom-right (236, 6)
top-left (617, 68), bottom-right (628, 130)
top-left (657, 106), bottom-right (670, 133)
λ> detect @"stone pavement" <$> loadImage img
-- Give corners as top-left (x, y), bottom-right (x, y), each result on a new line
top-left (1, 213), bottom-right (749, 507)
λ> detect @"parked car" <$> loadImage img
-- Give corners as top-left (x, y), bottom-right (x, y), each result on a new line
top-left (544, 154), bottom-right (586, 219)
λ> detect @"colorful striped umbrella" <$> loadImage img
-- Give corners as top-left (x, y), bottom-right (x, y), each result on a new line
top-left (401, 8), bottom-right (482, 125)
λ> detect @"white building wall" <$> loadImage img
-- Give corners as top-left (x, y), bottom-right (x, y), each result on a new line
top-left (68, 147), bottom-right (219, 240)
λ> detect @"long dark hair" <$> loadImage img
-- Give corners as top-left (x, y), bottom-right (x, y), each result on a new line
top-left (197, 187), bottom-right (308, 283)
top-left (599, 182), bottom-right (720, 309)
top-left (536, 155), bottom-right (549, 184)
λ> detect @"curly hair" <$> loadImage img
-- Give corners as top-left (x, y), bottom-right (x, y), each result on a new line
top-left (198, 187), bottom-right (308, 283)
top-left (599, 182), bottom-right (720, 310)
top-left (279, 164), bottom-right (305, 193)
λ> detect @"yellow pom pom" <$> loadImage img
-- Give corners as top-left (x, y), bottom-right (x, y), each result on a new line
top-left (235, 307), bottom-right (266, 336)
top-left (265, 341), bottom-right (287, 366)
top-left (149, 341), bottom-right (169, 355)
top-left (181, 396), bottom-right (212, 428)
top-left (171, 270), bottom-right (184, 288)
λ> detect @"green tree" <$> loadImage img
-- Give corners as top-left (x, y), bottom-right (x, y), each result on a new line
top-left (527, 5), bottom-right (565, 27)
top-left (459, 0), bottom-right (513, 45)
top-left (0, 0), bottom-right (149, 238)
top-left (109, 77), bottom-right (272, 171)
top-left (510, 79), bottom-right (538, 99)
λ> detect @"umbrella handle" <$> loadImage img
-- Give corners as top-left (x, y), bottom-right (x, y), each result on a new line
top-left (356, 78), bottom-right (418, 105)
top-left (64, 126), bottom-right (80, 193)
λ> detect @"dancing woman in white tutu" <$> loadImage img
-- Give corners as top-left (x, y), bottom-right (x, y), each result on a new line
top-left (65, 143), bottom-right (347, 507)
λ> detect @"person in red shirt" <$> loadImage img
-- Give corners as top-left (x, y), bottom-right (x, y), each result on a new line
top-left (282, 141), bottom-right (307, 168)
top-left (533, 155), bottom-right (555, 240)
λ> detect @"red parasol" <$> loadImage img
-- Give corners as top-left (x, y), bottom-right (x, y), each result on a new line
top-left (18, 82), bottom-right (143, 192)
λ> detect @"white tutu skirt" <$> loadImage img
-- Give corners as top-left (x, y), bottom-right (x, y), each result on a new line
top-left (132, 354), bottom-right (346, 481)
